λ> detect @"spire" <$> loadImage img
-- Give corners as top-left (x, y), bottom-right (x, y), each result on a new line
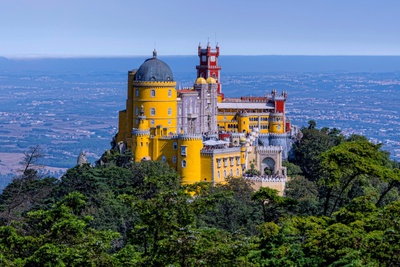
top-left (153, 49), bottom-right (157, 58)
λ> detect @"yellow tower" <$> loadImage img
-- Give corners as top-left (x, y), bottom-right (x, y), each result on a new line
top-left (116, 50), bottom-right (178, 150)
top-left (269, 113), bottom-right (284, 134)
top-left (177, 134), bottom-right (203, 184)
top-left (132, 106), bottom-right (151, 161)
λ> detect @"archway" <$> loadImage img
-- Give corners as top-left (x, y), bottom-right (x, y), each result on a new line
top-left (261, 157), bottom-right (275, 174)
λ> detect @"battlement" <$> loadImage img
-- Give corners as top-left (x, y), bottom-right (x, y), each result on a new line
top-left (178, 133), bottom-right (203, 141)
top-left (256, 145), bottom-right (283, 153)
top-left (132, 129), bottom-right (150, 136)
top-left (200, 147), bottom-right (240, 155)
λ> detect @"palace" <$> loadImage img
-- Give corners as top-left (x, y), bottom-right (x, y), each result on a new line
top-left (115, 43), bottom-right (297, 193)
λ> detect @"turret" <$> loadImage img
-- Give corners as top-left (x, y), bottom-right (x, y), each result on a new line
top-left (133, 106), bottom-right (151, 161)
top-left (177, 134), bottom-right (203, 184)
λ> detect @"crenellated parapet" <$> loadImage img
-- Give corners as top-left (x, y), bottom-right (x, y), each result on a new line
top-left (132, 128), bottom-right (150, 136)
top-left (256, 145), bottom-right (283, 154)
top-left (178, 133), bottom-right (203, 141)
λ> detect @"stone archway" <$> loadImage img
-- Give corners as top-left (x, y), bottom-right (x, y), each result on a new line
top-left (261, 157), bottom-right (275, 174)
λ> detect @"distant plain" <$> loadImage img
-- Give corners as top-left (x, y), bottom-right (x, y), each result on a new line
top-left (0, 56), bottom-right (399, 188)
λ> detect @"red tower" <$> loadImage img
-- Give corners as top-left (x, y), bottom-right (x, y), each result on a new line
top-left (196, 42), bottom-right (223, 98)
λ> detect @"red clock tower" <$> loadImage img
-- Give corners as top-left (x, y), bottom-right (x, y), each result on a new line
top-left (196, 42), bottom-right (223, 99)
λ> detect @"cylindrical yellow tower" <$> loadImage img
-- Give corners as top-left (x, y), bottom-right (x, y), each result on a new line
top-left (240, 136), bottom-right (247, 170)
top-left (177, 134), bottom-right (203, 184)
top-left (133, 111), bottom-right (151, 162)
top-left (132, 50), bottom-right (177, 134)
top-left (269, 113), bottom-right (284, 134)
top-left (238, 113), bottom-right (249, 133)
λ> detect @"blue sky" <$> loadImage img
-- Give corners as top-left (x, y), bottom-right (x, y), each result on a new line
top-left (1, 0), bottom-right (400, 57)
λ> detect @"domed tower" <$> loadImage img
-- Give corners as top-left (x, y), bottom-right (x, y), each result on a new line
top-left (116, 50), bottom-right (178, 149)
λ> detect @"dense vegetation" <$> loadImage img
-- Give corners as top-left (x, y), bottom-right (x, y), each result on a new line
top-left (0, 121), bottom-right (399, 266)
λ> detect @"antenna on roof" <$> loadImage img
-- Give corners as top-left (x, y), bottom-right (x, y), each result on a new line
top-left (215, 32), bottom-right (217, 47)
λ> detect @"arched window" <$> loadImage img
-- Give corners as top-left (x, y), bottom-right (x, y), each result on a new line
top-left (136, 89), bottom-right (139, 97)
top-left (173, 142), bottom-right (178, 150)
top-left (218, 171), bottom-right (220, 178)
top-left (135, 107), bottom-right (139, 116)
top-left (162, 156), bottom-right (166, 162)
top-left (224, 170), bottom-right (227, 178)
top-left (168, 108), bottom-right (172, 116)
top-left (151, 90), bottom-right (155, 97)
top-left (150, 108), bottom-right (156, 116)
top-left (168, 90), bottom-right (172, 97)
top-left (172, 156), bottom-right (177, 163)
top-left (236, 168), bottom-right (239, 176)
top-left (182, 160), bottom-right (186, 168)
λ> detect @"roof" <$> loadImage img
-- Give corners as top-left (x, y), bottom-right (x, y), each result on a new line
top-left (135, 50), bottom-right (173, 82)
top-left (217, 102), bottom-right (275, 109)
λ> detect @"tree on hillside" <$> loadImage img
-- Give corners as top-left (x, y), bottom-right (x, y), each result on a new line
top-left (319, 140), bottom-right (398, 216)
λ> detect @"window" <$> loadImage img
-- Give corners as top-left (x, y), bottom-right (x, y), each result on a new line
top-left (236, 168), bottom-right (239, 176)
top-left (150, 108), bottom-right (156, 116)
top-left (162, 156), bottom-right (166, 162)
top-left (224, 170), bottom-right (227, 178)
top-left (181, 146), bottom-right (187, 156)
top-left (151, 90), bottom-right (155, 97)
top-left (172, 156), bottom-right (177, 163)
top-left (173, 142), bottom-right (178, 150)
top-left (136, 89), bottom-right (139, 97)
top-left (230, 157), bottom-right (234, 166)
top-left (135, 107), bottom-right (139, 116)
top-left (151, 119), bottom-right (154, 125)
top-left (223, 158), bottom-right (228, 167)
top-left (168, 120), bottom-right (171, 125)
top-left (135, 119), bottom-right (139, 125)
top-left (236, 156), bottom-right (240, 165)
top-left (168, 108), bottom-right (172, 116)
top-left (168, 90), bottom-right (172, 97)
top-left (217, 159), bottom-right (221, 168)
top-left (182, 160), bottom-right (186, 168)
top-left (218, 171), bottom-right (220, 179)
top-left (230, 170), bottom-right (233, 176)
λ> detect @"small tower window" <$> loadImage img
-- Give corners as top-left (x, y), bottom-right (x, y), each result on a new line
top-left (181, 146), bottom-right (187, 156)
top-left (173, 142), bottom-right (178, 150)
top-left (162, 156), bottom-right (166, 162)
top-left (150, 108), bottom-right (156, 116)
top-left (172, 156), bottom-right (177, 163)
top-left (136, 89), bottom-right (139, 97)
top-left (168, 90), bottom-right (172, 97)
top-left (135, 107), bottom-right (139, 116)
top-left (151, 90), bottom-right (155, 97)
top-left (182, 160), bottom-right (186, 168)
top-left (168, 108), bottom-right (172, 116)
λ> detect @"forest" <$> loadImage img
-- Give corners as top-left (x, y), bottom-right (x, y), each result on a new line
top-left (0, 121), bottom-right (399, 266)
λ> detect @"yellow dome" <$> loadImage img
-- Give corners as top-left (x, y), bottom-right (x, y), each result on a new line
top-left (206, 77), bottom-right (216, 84)
top-left (239, 136), bottom-right (247, 143)
top-left (196, 77), bottom-right (207, 84)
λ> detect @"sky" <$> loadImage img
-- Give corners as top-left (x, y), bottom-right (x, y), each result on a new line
top-left (1, 0), bottom-right (400, 57)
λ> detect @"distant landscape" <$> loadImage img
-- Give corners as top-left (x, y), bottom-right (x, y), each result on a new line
top-left (0, 56), bottom-right (399, 188)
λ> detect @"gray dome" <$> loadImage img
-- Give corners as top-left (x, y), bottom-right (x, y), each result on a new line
top-left (135, 50), bottom-right (174, 82)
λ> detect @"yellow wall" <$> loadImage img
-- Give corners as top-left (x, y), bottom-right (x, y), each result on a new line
top-left (211, 151), bottom-right (242, 184)
top-left (177, 136), bottom-right (203, 184)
